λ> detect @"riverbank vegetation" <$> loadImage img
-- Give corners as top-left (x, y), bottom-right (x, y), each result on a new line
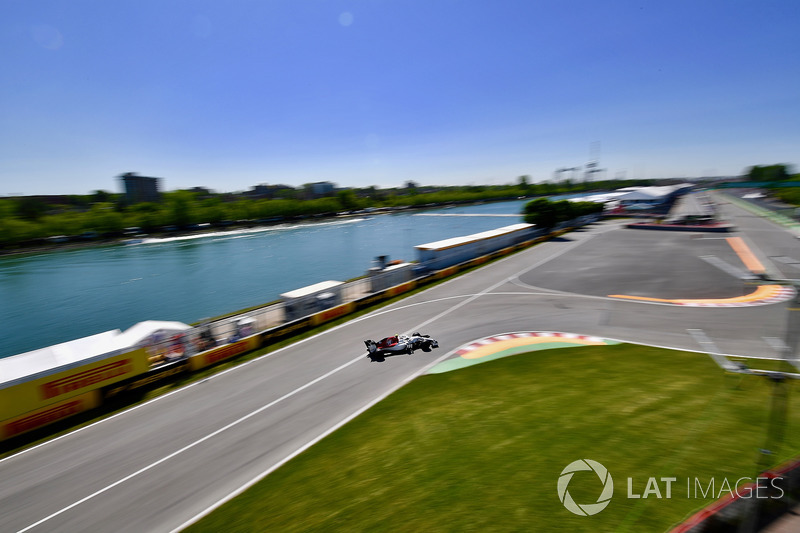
top-left (744, 164), bottom-right (800, 206)
top-left (0, 177), bottom-right (651, 250)
top-left (523, 197), bottom-right (605, 229)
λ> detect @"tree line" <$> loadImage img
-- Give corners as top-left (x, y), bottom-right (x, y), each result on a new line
top-left (744, 164), bottom-right (800, 206)
top-left (522, 198), bottom-right (605, 229)
top-left (0, 177), bottom-right (653, 249)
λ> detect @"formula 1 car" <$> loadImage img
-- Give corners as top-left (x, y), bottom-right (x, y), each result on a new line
top-left (364, 333), bottom-right (439, 361)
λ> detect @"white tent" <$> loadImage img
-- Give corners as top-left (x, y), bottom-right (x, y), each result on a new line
top-left (0, 330), bottom-right (123, 387)
top-left (0, 320), bottom-right (193, 388)
top-left (114, 320), bottom-right (193, 348)
top-left (618, 190), bottom-right (661, 202)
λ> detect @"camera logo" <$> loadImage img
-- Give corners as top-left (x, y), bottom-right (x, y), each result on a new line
top-left (558, 459), bottom-right (614, 516)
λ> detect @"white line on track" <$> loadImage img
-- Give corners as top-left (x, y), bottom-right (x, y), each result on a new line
top-left (687, 328), bottom-right (739, 371)
top-left (763, 336), bottom-right (790, 356)
top-left (14, 223), bottom-right (600, 532)
top-left (700, 255), bottom-right (759, 281)
top-left (169, 343), bottom-right (460, 532)
top-left (15, 355), bottom-right (365, 533)
top-left (1, 262), bottom-right (483, 466)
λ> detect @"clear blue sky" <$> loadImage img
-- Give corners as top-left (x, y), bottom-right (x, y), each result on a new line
top-left (2, 1), bottom-right (798, 196)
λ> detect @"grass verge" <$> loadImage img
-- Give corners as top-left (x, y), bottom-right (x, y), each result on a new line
top-left (186, 343), bottom-right (800, 533)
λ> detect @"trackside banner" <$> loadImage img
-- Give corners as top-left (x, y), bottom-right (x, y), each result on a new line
top-left (1, 390), bottom-right (100, 440)
top-left (386, 281), bottom-right (416, 297)
top-left (0, 348), bottom-right (149, 422)
top-left (311, 303), bottom-right (355, 326)
top-left (189, 337), bottom-right (259, 372)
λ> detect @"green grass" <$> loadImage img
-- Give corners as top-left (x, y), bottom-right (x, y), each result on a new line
top-left (187, 344), bottom-right (800, 533)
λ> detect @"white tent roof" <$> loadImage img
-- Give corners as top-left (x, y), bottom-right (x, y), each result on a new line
top-left (0, 329), bottom-right (123, 387)
top-left (114, 320), bottom-right (192, 348)
top-left (416, 223), bottom-right (533, 251)
top-left (281, 280), bottom-right (343, 299)
top-left (567, 192), bottom-right (628, 203)
top-left (616, 185), bottom-right (680, 200)
top-left (618, 190), bottom-right (661, 201)
top-left (0, 320), bottom-right (193, 388)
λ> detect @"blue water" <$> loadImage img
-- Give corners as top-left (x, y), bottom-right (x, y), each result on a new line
top-left (0, 200), bottom-right (528, 358)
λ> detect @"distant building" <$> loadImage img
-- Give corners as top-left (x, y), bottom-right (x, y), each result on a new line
top-left (119, 172), bottom-right (161, 204)
top-left (308, 181), bottom-right (335, 198)
top-left (246, 184), bottom-right (296, 199)
top-left (190, 186), bottom-right (213, 197)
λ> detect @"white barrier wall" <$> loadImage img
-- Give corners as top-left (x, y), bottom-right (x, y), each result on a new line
top-left (368, 262), bottom-right (415, 292)
top-left (281, 280), bottom-right (344, 322)
top-left (415, 223), bottom-right (540, 271)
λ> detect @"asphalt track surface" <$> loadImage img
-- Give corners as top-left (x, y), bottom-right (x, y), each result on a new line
top-left (1, 192), bottom-right (798, 532)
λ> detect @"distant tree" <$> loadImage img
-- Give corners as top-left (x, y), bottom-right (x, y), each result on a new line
top-left (91, 190), bottom-right (113, 203)
top-left (198, 197), bottom-right (225, 224)
top-left (523, 198), bottom-right (602, 229)
top-left (552, 200), bottom-right (574, 222)
top-left (0, 217), bottom-right (39, 245)
top-left (746, 164), bottom-right (793, 182)
top-left (523, 198), bottom-right (559, 229)
top-left (274, 187), bottom-right (298, 200)
top-left (337, 189), bottom-right (359, 210)
top-left (41, 212), bottom-right (84, 237)
top-left (228, 199), bottom-right (256, 221)
top-left (359, 185), bottom-right (383, 201)
top-left (0, 199), bottom-right (15, 220)
top-left (15, 197), bottom-right (48, 221)
top-left (87, 202), bottom-right (124, 234)
top-left (127, 202), bottom-right (164, 231)
top-left (164, 191), bottom-right (197, 227)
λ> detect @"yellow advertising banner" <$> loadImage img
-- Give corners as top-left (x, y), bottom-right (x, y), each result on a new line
top-left (189, 337), bottom-right (259, 372)
top-left (0, 348), bottom-right (149, 422)
top-left (436, 266), bottom-right (459, 279)
top-left (386, 281), bottom-right (416, 297)
top-left (1, 390), bottom-right (100, 440)
top-left (311, 302), bottom-right (355, 326)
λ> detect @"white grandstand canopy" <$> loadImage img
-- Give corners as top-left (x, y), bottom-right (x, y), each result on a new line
top-left (416, 223), bottom-right (533, 251)
top-left (114, 320), bottom-right (192, 348)
top-left (0, 330), bottom-right (123, 387)
top-left (0, 320), bottom-right (192, 388)
top-left (618, 190), bottom-right (661, 201)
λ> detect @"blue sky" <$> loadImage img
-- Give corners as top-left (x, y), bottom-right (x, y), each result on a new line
top-left (2, 1), bottom-right (799, 195)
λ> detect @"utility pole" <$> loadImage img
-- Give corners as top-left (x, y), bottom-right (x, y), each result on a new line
top-left (584, 141), bottom-right (604, 183)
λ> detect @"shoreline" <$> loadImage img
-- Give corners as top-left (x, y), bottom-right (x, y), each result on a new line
top-left (0, 198), bottom-right (527, 260)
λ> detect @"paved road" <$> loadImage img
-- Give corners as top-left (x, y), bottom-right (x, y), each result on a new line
top-left (0, 191), bottom-right (798, 532)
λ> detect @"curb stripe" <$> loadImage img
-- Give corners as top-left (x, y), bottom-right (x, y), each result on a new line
top-left (609, 285), bottom-right (794, 307)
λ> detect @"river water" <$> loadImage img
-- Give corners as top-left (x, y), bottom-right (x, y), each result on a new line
top-left (0, 200), bottom-right (528, 358)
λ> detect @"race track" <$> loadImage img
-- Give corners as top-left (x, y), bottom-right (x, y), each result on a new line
top-left (1, 192), bottom-right (798, 532)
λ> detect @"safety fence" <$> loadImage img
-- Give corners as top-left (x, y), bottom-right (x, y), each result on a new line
top-left (671, 457), bottom-right (800, 532)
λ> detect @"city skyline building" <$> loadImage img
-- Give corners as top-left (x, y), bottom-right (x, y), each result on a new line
top-left (119, 172), bottom-right (161, 204)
